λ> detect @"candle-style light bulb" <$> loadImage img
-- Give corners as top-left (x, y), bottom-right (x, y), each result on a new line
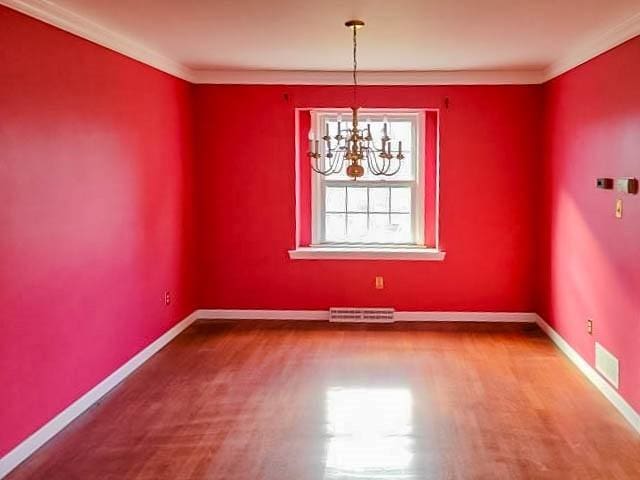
top-left (308, 130), bottom-right (315, 141)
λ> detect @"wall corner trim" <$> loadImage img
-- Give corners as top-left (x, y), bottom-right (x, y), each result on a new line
top-left (543, 11), bottom-right (640, 81)
top-left (0, 311), bottom-right (200, 479)
top-left (0, 0), bottom-right (193, 81)
top-left (535, 315), bottom-right (640, 434)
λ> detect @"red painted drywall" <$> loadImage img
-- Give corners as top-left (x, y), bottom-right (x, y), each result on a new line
top-left (6, 0), bottom-right (636, 460)
top-left (0, 6), bottom-right (196, 456)
top-left (538, 36), bottom-right (640, 412)
top-left (194, 84), bottom-right (542, 311)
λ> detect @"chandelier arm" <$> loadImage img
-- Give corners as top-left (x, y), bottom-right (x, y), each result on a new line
top-left (329, 150), bottom-right (343, 175)
top-left (369, 138), bottom-right (389, 153)
top-left (333, 151), bottom-right (346, 175)
top-left (376, 153), bottom-right (397, 176)
top-left (366, 149), bottom-right (384, 175)
top-left (310, 162), bottom-right (331, 175)
top-left (378, 160), bottom-right (402, 176)
top-left (310, 155), bottom-right (333, 175)
top-left (375, 151), bottom-right (403, 176)
top-left (366, 153), bottom-right (379, 175)
top-left (310, 147), bottom-right (343, 175)
top-left (376, 150), bottom-right (391, 171)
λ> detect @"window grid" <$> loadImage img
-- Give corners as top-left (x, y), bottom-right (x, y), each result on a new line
top-left (311, 110), bottom-right (425, 246)
top-left (324, 186), bottom-right (412, 244)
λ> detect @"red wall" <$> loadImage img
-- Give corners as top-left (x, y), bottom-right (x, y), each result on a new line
top-left (5, 0), bottom-right (636, 460)
top-left (194, 85), bottom-right (542, 311)
top-left (0, 7), bottom-right (196, 456)
top-left (539, 36), bottom-right (640, 412)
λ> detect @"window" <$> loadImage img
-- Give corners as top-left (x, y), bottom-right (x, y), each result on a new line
top-left (312, 110), bottom-right (425, 247)
top-left (289, 107), bottom-right (444, 261)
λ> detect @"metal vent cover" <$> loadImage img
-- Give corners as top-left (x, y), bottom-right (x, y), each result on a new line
top-left (329, 308), bottom-right (395, 323)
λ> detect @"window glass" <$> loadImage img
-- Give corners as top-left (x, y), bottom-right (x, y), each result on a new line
top-left (314, 111), bottom-right (423, 246)
top-left (323, 119), bottom-right (414, 181)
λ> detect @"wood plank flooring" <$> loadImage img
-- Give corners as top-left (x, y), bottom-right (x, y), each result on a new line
top-left (7, 320), bottom-right (640, 479)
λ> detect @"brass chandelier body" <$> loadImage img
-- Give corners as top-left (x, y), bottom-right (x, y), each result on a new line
top-left (308, 20), bottom-right (404, 180)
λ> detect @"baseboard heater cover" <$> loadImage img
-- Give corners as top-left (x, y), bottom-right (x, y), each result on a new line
top-left (329, 307), bottom-right (395, 323)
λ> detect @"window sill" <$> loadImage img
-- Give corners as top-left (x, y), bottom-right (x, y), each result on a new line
top-left (288, 246), bottom-right (446, 261)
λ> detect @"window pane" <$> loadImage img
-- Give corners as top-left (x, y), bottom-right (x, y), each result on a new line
top-left (369, 187), bottom-right (390, 213)
top-left (360, 151), bottom-right (413, 181)
top-left (316, 112), bottom-right (422, 246)
top-left (369, 213), bottom-right (391, 243)
top-left (325, 213), bottom-right (346, 242)
top-left (326, 187), bottom-right (345, 212)
top-left (346, 213), bottom-right (368, 242)
top-left (321, 117), bottom-right (415, 182)
top-left (347, 187), bottom-right (367, 212)
top-left (391, 187), bottom-right (411, 213)
top-left (389, 121), bottom-right (412, 148)
top-left (393, 152), bottom-right (414, 181)
top-left (390, 214), bottom-right (412, 243)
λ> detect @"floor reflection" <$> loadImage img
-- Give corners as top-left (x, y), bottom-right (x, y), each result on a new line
top-left (324, 387), bottom-right (415, 479)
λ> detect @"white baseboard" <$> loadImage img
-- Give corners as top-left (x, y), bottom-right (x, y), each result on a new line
top-left (196, 309), bottom-right (329, 321)
top-left (395, 311), bottom-right (536, 322)
top-left (195, 309), bottom-right (538, 323)
top-left (0, 310), bottom-right (199, 479)
top-left (6, 310), bottom-right (635, 478)
top-left (535, 315), bottom-right (640, 434)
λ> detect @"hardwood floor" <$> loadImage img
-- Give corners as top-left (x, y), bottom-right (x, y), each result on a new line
top-left (7, 320), bottom-right (640, 479)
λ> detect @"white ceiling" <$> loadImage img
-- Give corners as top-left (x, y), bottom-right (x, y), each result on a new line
top-left (4, 0), bottom-right (640, 83)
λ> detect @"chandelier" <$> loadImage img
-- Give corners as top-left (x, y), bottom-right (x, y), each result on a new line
top-left (308, 20), bottom-right (404, 180)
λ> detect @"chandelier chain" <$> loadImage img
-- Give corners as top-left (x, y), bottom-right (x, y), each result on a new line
top-left (307, 20), bottom-right (404, 179)
top-left (352, 24), bottom-right (357, 107)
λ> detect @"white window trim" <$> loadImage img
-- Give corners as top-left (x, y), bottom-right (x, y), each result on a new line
top-left (290, 108), bottom-right (444, 261)
top-left (311, 109), bottom-right (425, 246)
top-left (289, 246), bottom-right (445, 261)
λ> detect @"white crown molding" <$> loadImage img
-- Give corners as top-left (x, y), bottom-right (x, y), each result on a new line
top-left (196, 309), bottom-right (538, 323)
top-left (0, 0), bottom-right (193, 81)
top-left (2, 1), bottom-right (638, 85)
top-left (189, 68), bottom-right (546, 85)
top-left (0, 310), bottom-right (200, 479)
top-left (535, 315), bottom-right (640, 434)
top-left (543, 10), bottom-right (640, 81)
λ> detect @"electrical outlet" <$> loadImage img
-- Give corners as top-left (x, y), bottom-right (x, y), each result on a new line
top-left (615, 199), bottom-right (623, 218)
top-left (375, 276), bottom-right (384, 289)
top-left (587, 319), bottom-right (593, 335)
top-left (164, 291), bottom-right (171, 306)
